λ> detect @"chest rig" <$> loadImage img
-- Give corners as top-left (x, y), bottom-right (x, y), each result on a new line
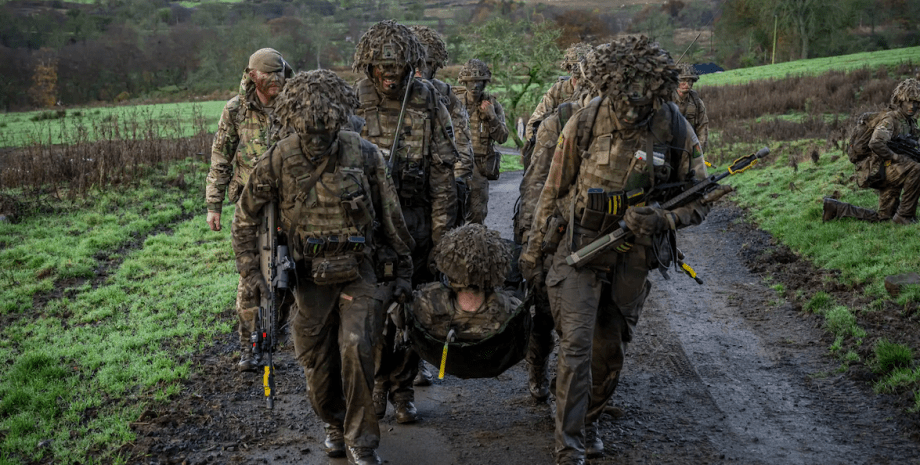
top-left (228, 96), bottom-right (273, 190)
top-left (356, 78), bottom-right (435, 202)
top-left (677, 89), bottom-right (703, 126)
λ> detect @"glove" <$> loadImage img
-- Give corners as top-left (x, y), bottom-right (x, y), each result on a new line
top-left (393, 278), bottom-right (412, 304)
top-left (624, 206), bottom-right (674, 237)
top-left (242, 271), bottom-right (269, 301)
top-left (207, 210), bottom-right (221, 231)
top-left (519, 255), bottom-right (539, 282)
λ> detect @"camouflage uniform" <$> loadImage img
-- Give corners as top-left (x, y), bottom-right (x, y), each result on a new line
top-left (824, 78), bottom-right (920, 224)
top-left (205, 48), bottom-right (291, 359)
top-left (232, 70), bottom-right (412, 465)
top-left (524, 43), bottom-right (592, 142)
top-left (455, 59), bottom-right (509, 224)
top-left (351, 20), bottom-right (459, 424)
top-left (675, 64), bottom-right (709, 150)
top-left (519, 37), bottom-right (710, 465)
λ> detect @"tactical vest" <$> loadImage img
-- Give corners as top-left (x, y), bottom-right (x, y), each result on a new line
top-left (677, 89), bottom-right (704, 128)
top-left (458, 89), bottom-right (496, 158)
top-left (271, 131), bottom-right (378, 260)
top-left (355, 78), bottom-right (436, 200)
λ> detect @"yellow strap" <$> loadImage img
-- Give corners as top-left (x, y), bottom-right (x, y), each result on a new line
top-left (438, 342), bottom-right (449, 379)
top-left (263, 366), bottom-right (272, 397)
top-left (680, 262), bottom-right (697, 278)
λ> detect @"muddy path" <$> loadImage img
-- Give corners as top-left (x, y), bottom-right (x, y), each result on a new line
top-left (125, 170), bottom-right (920, 464)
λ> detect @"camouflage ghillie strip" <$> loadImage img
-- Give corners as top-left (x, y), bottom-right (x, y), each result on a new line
top-left (352, 19), bottom-right (425, 74)
top-left (458, 59), bottom-right (492, 82)
top-left (273, 70), bottom-right (358, 134)
top-left (409, 25), bottom-right (448, 69)
top-left (561, 42), bottom-right (593, 73)
top-left (582, 35), bottom-right (679, 104)
top-left (891, 78), bottom-right (920, 104)
top-left (434, 223), bottom-right (510, 289)
top-left (678, 63), bottom-right (699, 82)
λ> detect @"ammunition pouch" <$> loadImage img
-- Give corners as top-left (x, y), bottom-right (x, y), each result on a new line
top-left (476, 147), bottom-right (501, 181)
top-left (375, 246), bottom-right (400, 282)
top-left (311, 254), bottom-right (361, 286)
top-left (578, 188), bottom-right (644, 232)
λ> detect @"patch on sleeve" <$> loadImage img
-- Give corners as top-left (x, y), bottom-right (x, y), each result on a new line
top-left (340, 293), bottom-right (353, 302)
top-left (692, 144), bottom-right (703, 159)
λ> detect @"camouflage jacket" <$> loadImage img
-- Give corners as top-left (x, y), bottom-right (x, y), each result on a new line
top-left (409, 282), bottom-right (522, 341)
top-left (231, 130), bottom-right (414, 282)
top-left (206, 73), bottom-right (275, 213)
top-left (525, 77), bottom-right (576, 140)
top-left (354, 77), bottom-right (459, 244)
top-left (676, 89), bottom-right (709, 149)
top-left (521, 96), bottom-right (709, 265)
top-left (427, 78), bottom-right (474, 180)
top-left (857, 106), bottom-right (920, 186)
top-left (454, 89), bottom-right (509, 159)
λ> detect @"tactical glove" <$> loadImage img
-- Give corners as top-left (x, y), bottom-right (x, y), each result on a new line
top-left (393, 278), bottom-right (412, 304)
top-left (207, 210), bottom-right (222, 231)
top-left (241, 270), bottom-right (269, 301)
top-left (519, 255), bottom-right (539, 282)
top-left (624, 206), bottom-right (676, 237)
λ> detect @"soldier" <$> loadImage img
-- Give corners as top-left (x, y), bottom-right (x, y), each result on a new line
top-left (231, 70), bottom-right (414, 465)
top-left (408, 24), bottom-right (474, 385)
top-left (454, 58), bottom-right (509, 224)
top-left (519, 37), bottom-right (713, 465)
top-left (513, 45), bottom-right (601, 403)
top-left (351, 19), bottom-right (459, 424)
top-left (524, 43), bottom-right (593, 143)
top-left (823, 78), bottom-right (920, 224)
top-left (675, 63), bottom-right (709, 151)
top-left (205, 48), bottom-right (292, 371)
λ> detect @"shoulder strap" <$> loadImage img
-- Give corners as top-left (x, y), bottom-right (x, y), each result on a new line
top-left (576, 96), bottom-right (603, 154)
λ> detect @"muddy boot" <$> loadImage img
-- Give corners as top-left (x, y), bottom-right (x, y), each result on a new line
top-left (346, 446), bottom-right (382, 465)
top-left (556, 457), bottom-right (585, 465)
top-left (394, 400), bottom-right (419, 424)
top-left (823, 197), bottom-right (879, 222)
top-left (585, 421), bottom-right (604, 458)
top-left (892, 214), bottom-right (918, 225)
top-left (527, 361), bottom-right (550, 402)
top-left (323, 424), bottom-right (346, 458)
top-left (413, 360), bottom-right (433, 386)
top-left (237, 348), bottom-right (258, 372)
top-left (372, 383), bottom-right (388, 420)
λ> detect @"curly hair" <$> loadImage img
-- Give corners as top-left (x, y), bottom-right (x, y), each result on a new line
top-left (409, 25), bottom-right (448, 70)
top-left (582, 36), bottom-right (678, 104)
top-left (434, 223), bottom-right (511, 290)
top-left (458, 58), bottom-right (492, 82)
top-left (352, 19), bottom-right (425, 76)
top-left (891, 78), bottom-right (920, 105)
top-left (273, 70), bottom-right (358, 136)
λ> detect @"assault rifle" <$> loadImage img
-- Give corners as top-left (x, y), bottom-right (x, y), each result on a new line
top-left (252, 202), bottom-right (294, 409)
top-left (888, 135), bottom-right (920, 163)
top-left (565, 147), bottom-right (770, 268)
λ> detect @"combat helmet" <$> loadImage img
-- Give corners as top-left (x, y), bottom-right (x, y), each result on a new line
top-left (434, 223), bottom-right (510, 290)
top-left (273, 70), bottom-right (359, 136)
top-left (560, 42), bottom-right (593, 74)
top-left (582, 35), bottom-right (679, 105)
top-left (890, 78), bottom-right (920, 105)
top-left (409, 25), bottom-right (448, 71)
top-left (458, 58), bottom-right (492, 82)
top-left (678, 63), bottom-right (699, 82)
top-left (352, 19), bottom-right (425, 76)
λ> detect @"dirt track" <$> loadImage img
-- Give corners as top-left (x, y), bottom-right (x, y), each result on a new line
top-left (126, 170), bottom-right (920, 464)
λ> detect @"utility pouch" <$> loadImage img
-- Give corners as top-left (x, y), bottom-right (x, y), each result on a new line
top-left (399, 161), bottom-right (426, 198)
top-left (342, 193), bottom-right (374, 228)
top-left (540, 215), bottom-right (567, 253)
top-left (311, 254), bottom-right (360, 285)
top-left (477, 147), bottom-right (501, 180)
top-left (375, 246), bottom-right (399, 282)
top-left (227, 179), bottom-right (244, 204)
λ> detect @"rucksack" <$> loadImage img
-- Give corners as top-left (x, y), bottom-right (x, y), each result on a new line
top-left (847, 111), bottom-right (886, 164)
top-left (520, 101), bottom-right (577, 170)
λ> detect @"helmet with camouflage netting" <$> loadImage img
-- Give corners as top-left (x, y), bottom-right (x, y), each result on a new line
top-left (678, 63), bottom-right (699, 82)
top-left (434, 223), bottom-right (510, 290)
top-left (458, 58), bottom-right (492, 82)
top-left (582, 35), bottom-right (679, 105)
top-left (352, 19), bottom-right (426, 76)
top-left (560, 42), bottom-right (593, 74)
top-left (409, 25), bottom-right (449, 71)
top-left (890, 78), bottom-right (920, 105)
top-left (273, 69), bottom-right (358, 136)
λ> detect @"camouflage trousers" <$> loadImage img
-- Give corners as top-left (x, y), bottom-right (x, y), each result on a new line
top-left (546, 241), bottom-right (651, 462)
top-left (236, 275), bottom-right (293, 348)
top-left (291, 259), bottom-right (386, 450)
top-left (525, 258), bottom-right (555, 376)
top-left (878, 158), bottom-right (920, 219)
top-left (467, 166), bottom-right (490, 224)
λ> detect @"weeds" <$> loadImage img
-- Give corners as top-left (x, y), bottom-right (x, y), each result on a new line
top-left (872, 339), bottom-right (914, 374)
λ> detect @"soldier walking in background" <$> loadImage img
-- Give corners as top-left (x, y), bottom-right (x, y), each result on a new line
top-left (232, 70), bottom-right (414, 465)
top-left (205, 48), bottom-right (292, 372)
top-left (519, 37), bottom-right (713, 465)
top-left (454, 59), bottom-right (509, 224)
top-left (823, 78), bottom-right (920, 224)
top-left (675, 63), bottom-right (709, 151)
top-left (351, 19), bottom-right (460, 424)
top-left (524, 43), bottom-right (593, 145)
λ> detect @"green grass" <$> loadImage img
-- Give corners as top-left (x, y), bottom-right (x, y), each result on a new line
top-left (0, 101), bottom-right (225, 148)
top-left (500, 152), bottom-right (523, 172)
top-left (698, 46), bottom-right (920, 87)
top-left (0, 159), bottom-right (236, 464)
top-left (873, 339), bottom-right (914, 374)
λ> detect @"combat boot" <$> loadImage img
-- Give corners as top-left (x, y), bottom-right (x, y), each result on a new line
top-left (556, 457), bottom-right (585, 465)
top-left (585, 421), bottom-right (604, 458)
top-left (323, 424), bottom-right (346, 458)
top-left (394, 400), bottom-right (419, 424)
top-left (237, 348), bottom-right (259, 372)
top-left (821, 197), bottom-right (839, 222)
top-left (413, 360), bottom-right (433, 386)
top-left (892, 214), bottom-right (917, 225)
top-left (823, 197), bottom-right (880, 222)
top-left (527, 361), bottom-right (550, 402)
top-left (372, 383), bottom-right (388, 420)
top-left (346, 446), bottom-right (382, 465)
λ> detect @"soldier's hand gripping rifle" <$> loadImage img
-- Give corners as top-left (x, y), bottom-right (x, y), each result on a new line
top-left (888, 135), bottom-right (920, 163)
top-left (252, 201), bottom-right (294, 409)
top-left (565, 147), bottom-right (770, 268)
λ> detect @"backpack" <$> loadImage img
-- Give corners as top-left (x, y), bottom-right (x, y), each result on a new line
top-left (847, 111), bottom-right (886, 164)
top-left (520, 101), bottom-right (576, 170)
